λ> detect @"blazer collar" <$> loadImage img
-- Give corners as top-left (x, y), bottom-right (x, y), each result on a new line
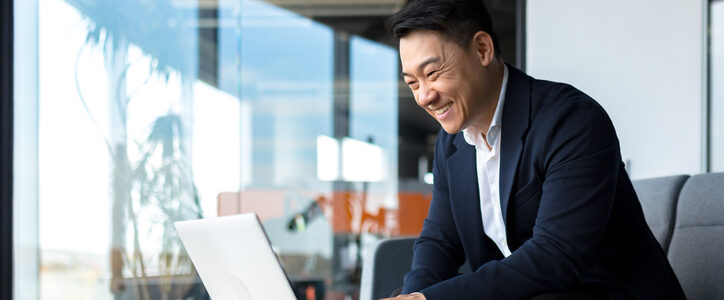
top-left (501, 64), bottom-right (531, 139)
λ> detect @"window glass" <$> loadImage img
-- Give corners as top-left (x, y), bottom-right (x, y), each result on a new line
top-left (17, 0), bottom-right (405, 299)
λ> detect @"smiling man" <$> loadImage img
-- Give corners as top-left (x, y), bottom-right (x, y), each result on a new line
top-left (382, 0), bottom-right (686, 299)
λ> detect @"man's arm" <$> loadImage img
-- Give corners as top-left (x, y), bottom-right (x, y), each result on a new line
top-left (401, 131), bottom-right (466, 294)
top-left (419, 99), bottom-right (621, 299)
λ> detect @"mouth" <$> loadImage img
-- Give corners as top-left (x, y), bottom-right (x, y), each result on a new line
top-left (434, 102), bottom-right (453, 118)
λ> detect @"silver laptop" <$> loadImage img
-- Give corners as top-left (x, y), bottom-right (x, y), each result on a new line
top-left (174, 213), bottom-right (297, 300)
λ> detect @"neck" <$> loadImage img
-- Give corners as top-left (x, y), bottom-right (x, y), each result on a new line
top-left (470, 60), bottom-right (505, 133)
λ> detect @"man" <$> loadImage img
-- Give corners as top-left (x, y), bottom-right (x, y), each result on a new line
top-left (382, 0), bottom-right (686, 299)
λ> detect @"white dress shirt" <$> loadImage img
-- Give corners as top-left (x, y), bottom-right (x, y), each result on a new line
top-left (462, 64), bottom-right (511, 257)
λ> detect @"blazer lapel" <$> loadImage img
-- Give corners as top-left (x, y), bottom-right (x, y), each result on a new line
top-left (499, 64), bottom-right (532, 224)
top-left (446, 135), bottom-right (485, 259)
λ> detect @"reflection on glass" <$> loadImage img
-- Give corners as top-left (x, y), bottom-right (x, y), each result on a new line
top-left (25, 0), bottom-right (403, 299)
top-left (228, 0), bottom-right (337, 297)
top-left (37, 0), bottom-right (238, 298)
top-left (349, 35), bottom-right (399, 218)
top-left (712, 1), bottom-right (724, 171)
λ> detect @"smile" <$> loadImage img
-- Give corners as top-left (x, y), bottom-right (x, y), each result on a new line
top-left (435, 103), bottom-right (453, 116)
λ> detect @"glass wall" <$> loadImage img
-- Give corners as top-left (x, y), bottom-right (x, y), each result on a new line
top-left (15, 0), bottom-right (408, 299)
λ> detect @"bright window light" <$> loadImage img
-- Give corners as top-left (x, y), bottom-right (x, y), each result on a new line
top-left (317, 136), bottom-right (388, 182)
top-left (341, 137), bottom-right (386, 182)
top-left (316, 135), bottom-right (339, 181)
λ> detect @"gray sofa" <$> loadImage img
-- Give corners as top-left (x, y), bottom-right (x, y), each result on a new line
top-left (360, 173), bottom-right (724, 300)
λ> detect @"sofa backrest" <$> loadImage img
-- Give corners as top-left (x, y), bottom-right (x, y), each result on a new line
top-left (667, 172), bottom-right (724, 300)
top-left (632, 175), bottom-right (689, 253)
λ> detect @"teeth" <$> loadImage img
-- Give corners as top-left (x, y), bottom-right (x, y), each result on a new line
top-left (436, 103), bottom-right (452, 115)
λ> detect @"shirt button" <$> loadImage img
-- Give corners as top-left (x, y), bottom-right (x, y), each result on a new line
top-left (502, 239), bottom-right (508, 248)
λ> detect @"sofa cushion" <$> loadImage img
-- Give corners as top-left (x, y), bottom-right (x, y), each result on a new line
top-left (632, 175), bottom-right (689, 253)
top-left (667, 172), bottom-right (724, 300)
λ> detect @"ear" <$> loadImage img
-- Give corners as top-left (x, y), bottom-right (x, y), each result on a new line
top-left (471, 31), bottom-right (495, 67)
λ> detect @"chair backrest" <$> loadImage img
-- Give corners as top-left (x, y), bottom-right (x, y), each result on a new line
top-left (360, 237), bottom-right (416, 300)
top-left (667, 172), bottom-right (724, 300)
top-left (632, 175), bottom-right (689, 253)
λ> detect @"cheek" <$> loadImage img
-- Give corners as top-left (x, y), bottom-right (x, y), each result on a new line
top-left (456, 85), bottom-right (475, 108)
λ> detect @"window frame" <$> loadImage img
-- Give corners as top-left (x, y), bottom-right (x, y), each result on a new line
top-left (1, 0), bottom-right (15, 299)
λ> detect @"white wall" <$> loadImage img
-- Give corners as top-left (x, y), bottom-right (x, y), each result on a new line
top-left (526, 0), bottom-right (707, 179)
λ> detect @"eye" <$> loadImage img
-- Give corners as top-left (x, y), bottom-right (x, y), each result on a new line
top-left (426, 70), bottom-right (437, 77)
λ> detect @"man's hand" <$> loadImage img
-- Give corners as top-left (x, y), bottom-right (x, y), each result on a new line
top-left (380, 292), bottom-right (427, 300)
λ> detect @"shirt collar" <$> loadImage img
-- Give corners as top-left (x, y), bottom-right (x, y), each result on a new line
top-left (463, 64), bottom-right (509, 148)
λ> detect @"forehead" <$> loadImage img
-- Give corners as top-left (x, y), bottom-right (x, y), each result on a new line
top-left (399, 30), bottom-right (460, 73)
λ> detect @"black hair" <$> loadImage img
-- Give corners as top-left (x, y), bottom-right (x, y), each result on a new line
top-left (388, 0), bottom-right (501, 56)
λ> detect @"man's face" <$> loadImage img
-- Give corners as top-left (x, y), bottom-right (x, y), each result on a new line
top-left (400, 30), bottom-right (494, 134)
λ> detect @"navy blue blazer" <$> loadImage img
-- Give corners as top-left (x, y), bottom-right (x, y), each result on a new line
top-left (402, 65), bottom-right (686, 299)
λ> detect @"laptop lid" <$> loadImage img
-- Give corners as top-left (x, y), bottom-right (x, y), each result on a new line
top-left (175, 213), bottom-right (297, 300)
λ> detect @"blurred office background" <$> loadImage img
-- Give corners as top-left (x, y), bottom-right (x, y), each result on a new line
top-left (5, 0), bottom-right (724, 299)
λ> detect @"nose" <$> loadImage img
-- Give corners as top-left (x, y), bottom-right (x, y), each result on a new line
top-left (417, 82), bottom-right (439, 108)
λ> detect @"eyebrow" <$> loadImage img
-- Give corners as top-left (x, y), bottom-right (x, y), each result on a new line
top-left (401, 57), bottom-right (441, 77)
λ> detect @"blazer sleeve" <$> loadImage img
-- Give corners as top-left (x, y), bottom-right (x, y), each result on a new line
top-left (401, 131), bottom-right (466, 294)
top-left (419, 99), bottom-right (622, 300)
